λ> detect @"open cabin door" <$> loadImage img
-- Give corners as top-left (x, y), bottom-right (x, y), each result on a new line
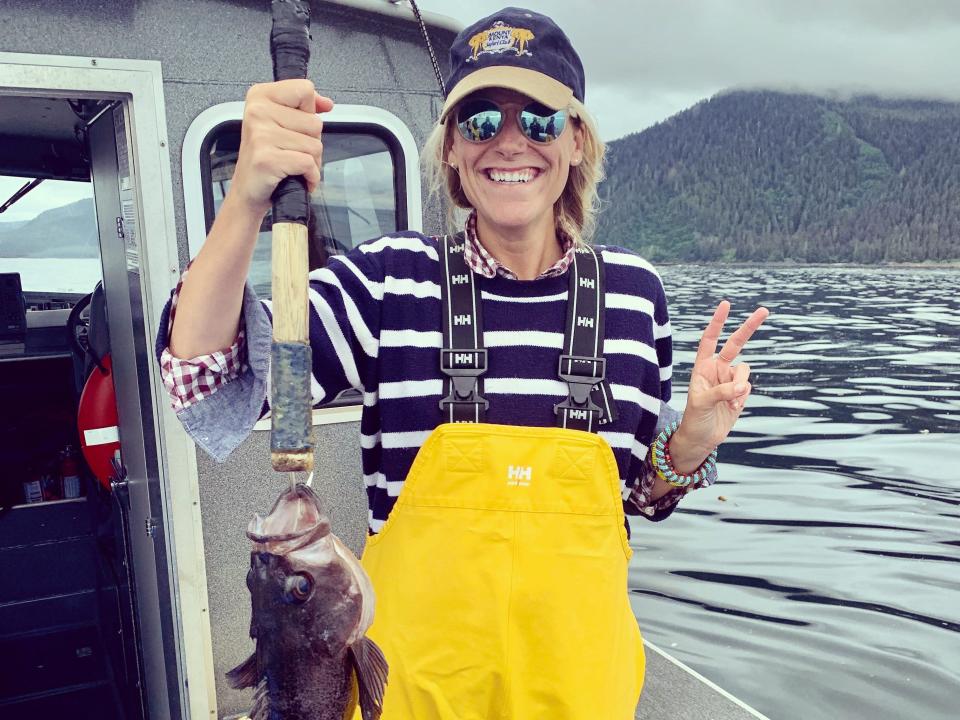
top-left (85, 101), bottom-right (183, 720)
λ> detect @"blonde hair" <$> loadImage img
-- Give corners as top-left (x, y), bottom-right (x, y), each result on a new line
top-left (422, 106), bottom-right (606, 245)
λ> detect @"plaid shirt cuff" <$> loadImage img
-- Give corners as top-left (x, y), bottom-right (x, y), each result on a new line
top-left (624, 448), bottom-right (711, 519)
top-left (160, 331), bottom-right (246, 411)
top-left (158, 261), bottom-right (246, 411)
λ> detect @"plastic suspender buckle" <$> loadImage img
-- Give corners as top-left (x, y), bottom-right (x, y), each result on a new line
top-left (439, 348), bottom-right (489, 412)
top-left (554, 354), bottom-right (605, 419)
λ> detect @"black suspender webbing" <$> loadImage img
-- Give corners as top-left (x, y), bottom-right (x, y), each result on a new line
top-left (439, 234), bottom-right (488, 423)
top-left (438, 235), bottom-right (616, 432)
top-left (554, 245), bottom-right (618, 432)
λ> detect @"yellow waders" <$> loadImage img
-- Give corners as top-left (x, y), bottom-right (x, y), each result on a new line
top-left (357, 422), bottom-right (645, 719)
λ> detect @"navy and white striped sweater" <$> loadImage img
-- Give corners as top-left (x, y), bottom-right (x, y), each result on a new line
top-left (299, 232), bottom-right (671, 532)
top-left (159, 232), bottom-right (690, 532)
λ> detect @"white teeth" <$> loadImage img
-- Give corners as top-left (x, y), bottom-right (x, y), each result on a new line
top-left (487, 169), bottom-right (536, 183)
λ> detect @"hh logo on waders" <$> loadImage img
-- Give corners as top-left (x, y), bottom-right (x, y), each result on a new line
top-left (506, 465), bottom-right (532, 487)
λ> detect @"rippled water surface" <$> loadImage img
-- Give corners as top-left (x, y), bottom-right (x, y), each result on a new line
top-left (628, 266), bottom-right (960, 720)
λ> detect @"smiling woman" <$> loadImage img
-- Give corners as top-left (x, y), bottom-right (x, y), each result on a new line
top-left (158, 6), bottom-right (767, 719)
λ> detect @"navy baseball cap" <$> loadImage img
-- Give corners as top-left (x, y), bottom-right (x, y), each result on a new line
top-left (440, 7), bottom-right (588, 125)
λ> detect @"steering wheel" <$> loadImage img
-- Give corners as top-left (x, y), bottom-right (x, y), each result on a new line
top-left (67, 290), bottom-right (105, 376)
top-left (67, 292), bottom-right (92, 359)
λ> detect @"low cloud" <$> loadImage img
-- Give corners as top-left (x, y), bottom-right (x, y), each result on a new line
top-left (422, 0), bottom-right (960, 139)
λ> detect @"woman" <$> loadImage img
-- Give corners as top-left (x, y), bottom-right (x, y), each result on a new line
top-left (159, 8), bottom-right (767, 718)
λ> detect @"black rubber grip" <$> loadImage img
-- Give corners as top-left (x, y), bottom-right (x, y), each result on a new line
top-left (270, 0), bottom-right (312, 225)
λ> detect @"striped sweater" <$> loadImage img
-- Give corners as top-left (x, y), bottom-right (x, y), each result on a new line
top-left (158, 232), bottom-right (692, 532)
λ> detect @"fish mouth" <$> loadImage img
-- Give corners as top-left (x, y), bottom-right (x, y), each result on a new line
top-left (246, 483), bottom-right (331, 551)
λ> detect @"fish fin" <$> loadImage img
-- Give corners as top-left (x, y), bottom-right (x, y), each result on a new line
top-left (350, 636), bottom-right (389, 720)
top-left (249, 678), bottom-right (271, 720)
top-left (226, 651), bottom-right (258, 689)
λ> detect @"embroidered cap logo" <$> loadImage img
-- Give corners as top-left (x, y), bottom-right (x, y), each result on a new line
top-left (467, 20), bottom-right (535, 62)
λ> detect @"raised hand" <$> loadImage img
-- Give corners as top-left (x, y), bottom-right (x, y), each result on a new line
top-left (231, 79), bottom-right (334, 217)
top-left (671, 300), bottom-right (769, 469)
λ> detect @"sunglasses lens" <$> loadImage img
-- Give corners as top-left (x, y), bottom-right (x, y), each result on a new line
top-left (457, 100), bottom-right (503, 142)
top-left (520, 102), bottom-right (566, 143)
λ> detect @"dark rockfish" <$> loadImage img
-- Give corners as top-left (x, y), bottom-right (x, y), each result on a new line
top-left (228, 483), bottom-right (387, 720)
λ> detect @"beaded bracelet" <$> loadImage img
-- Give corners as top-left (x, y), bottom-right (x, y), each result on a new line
top-left (651, 420), bottom-right (718, 488)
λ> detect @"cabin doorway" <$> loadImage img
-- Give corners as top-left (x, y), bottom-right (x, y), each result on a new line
top-left (0, 56), bottom-right (192, 720)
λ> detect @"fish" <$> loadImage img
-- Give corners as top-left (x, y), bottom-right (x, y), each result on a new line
top-left (227, 482), bottom-right (387, 720)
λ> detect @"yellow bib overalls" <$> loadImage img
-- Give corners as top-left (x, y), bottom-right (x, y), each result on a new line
top-left (359, 423), bottom-right (645, 719)
top-left (355, 237), bottom-right (646, 718)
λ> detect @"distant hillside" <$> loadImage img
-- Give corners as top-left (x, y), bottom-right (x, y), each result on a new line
top-left (0, 198), bottom-right (99, 258)
top-left (598, 91), bottom-right (960, 263)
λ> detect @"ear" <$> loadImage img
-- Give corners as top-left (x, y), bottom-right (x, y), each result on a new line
top-left (446, 141), bottom-right (460, 172)
top-left (570, 122), bottom-right (585, 166)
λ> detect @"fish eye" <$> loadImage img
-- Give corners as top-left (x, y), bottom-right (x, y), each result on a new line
top-left (283, 572), bottom-right (313, 604)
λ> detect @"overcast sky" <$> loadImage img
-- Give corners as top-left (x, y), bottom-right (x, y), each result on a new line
top-left (418, 0), bottom-right (960, 141)
top-left (3, 1), bottom-right (959, 223)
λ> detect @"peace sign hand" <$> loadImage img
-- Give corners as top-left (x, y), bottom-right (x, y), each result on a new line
top-left (671, 301), bottom-right (769, 469)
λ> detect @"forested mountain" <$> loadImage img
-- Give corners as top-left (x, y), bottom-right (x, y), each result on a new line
top-left (0, 198), bottom-right (98, 258)
top-left (597, 91), bottom-right (960, 263)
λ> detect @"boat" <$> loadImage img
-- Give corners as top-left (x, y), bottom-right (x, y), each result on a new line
top-left (0, 2), bottom-right (770, 717)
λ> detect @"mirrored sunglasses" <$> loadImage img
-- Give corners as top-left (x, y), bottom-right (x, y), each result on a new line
top-left (455, 99), bottom-right (568, 144)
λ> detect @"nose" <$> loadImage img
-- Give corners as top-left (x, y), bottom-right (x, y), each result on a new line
top-left (492, 112), bottom-right (527, 156)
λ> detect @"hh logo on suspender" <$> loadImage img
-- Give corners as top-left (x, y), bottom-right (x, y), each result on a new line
top-left (453, 353), bottom-right (474, 365)
top-left (452, 273), bottom-right (469, 285)
top-left (506, 465), bottom-right (532, 486)
top-left (579, 277), bottom-right (595, 289)
top-left (568, 409), bottom-right (589, 420)
top-left (576, 316), bottom-right (594, 328)
top-left (454, 314), bottom-right (472, 326)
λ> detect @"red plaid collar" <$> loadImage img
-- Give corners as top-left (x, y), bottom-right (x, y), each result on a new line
top-left (462, 211), bottom-right (576, 280)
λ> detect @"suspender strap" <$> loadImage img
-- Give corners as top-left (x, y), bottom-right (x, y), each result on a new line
top-left (554, 245), bottom-right (618, 432)
top-left (439, 234), bottom-right (488, 423)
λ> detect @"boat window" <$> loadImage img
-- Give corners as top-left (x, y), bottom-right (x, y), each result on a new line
top-left (0, 176), bottom-right (101, 304)
top-left (202, 122), bottom-right (401, 298)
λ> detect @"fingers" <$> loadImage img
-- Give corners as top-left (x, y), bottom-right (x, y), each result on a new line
top-left (236, 80), bottom-right (334, 206)
top-left (727, 363), bottom-right (751, 410)
top-left (250, 78), bottom-right (317, 110)
top-left (247, 98), bottom-right (325, 138)
top-left (704, 378), bottom-right (752, 411)
top-left (717, 306), bottom-right (769, 364)
top-left (695, 300), bottom-right (730, 363)
top-left (315, 94), bottom-right (335, 113)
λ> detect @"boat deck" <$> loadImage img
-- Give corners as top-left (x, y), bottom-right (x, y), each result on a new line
top-left (638, 640), bottom-right (770, 719)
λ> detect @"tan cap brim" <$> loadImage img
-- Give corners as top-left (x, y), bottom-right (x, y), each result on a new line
top-left (440, 66), bottom-right (574, 123)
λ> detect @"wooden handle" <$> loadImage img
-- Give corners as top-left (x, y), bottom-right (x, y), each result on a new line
top-left (271, 223), bottom-right (309, 343)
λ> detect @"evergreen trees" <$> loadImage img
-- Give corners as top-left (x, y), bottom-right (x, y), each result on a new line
top-left (597, 91), bottom-right (960, 263)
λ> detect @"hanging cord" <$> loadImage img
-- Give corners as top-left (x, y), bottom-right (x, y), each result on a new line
top-left (406, 0), bottom-right (445, 96)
